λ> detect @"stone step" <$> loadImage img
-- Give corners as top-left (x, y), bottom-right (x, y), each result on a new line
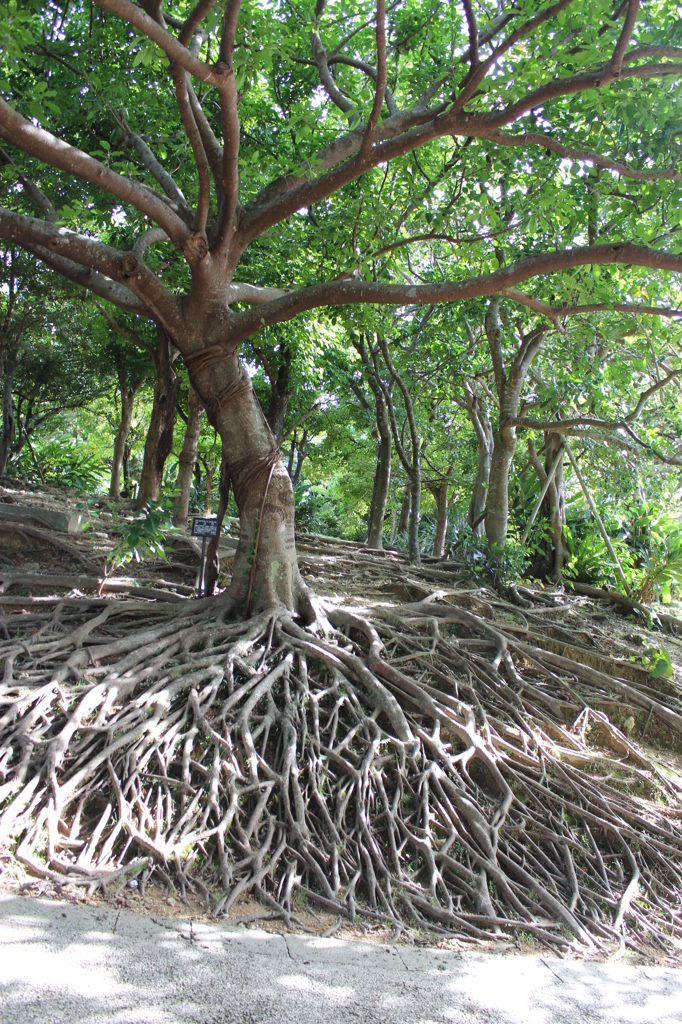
top-left (0, 504), bottom-right (85, 534)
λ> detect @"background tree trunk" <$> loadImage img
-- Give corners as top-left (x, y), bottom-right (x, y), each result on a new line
top-left (366, 385), bottom-right (391, 549)
top-left (465, 389), bottom-right (493, 537)
top-left (173, 383), bottom-right (205, 525)
top-left (398, 484), bottom-right (411, 535)
top-left (527, 433), bottom-right (570, 581)
top-left (429, 475), bottom-right (452, 558)
top-left (109, 369), bottom-right (146, 499)
top-left (0, 346), bottom-right (18, 477)
top-left (135, 327), bottom-right (178, 510)
top-left (408, 466), bottom-right (421, 563)
top-left (483, 298), bottom-right (547, 552)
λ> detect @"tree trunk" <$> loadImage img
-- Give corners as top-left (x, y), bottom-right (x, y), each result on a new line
top-left (527, 433), bottom-right (570, 581)
top-left (366, 389), bottom-right (391, 550)
top-left (122, 443), bottom-right (132, 497)
top-left (485, 427), bottom-right (516, 551)
top-left (136, 328), bottom-right (178, 509)
top-left (465, 391), bottom-right (493, 537)
top-left (187, 346), bottom-right (312, 618)
top-left (430, 478), bottom-right (452, 558)
top-left (408, 467), bottom-right (421, 563)
top-left (267, 386), bottom-right (289, 446)
top-left (398, 484), bottom-right (411, 535)
top-left (173, 384), bottom-right (205, 525)
top-left (483, 298), bottom-right (547, 552)
top-left (109, 364), bottom-right (148, 499)
top-left (0, 347), bottom-right (18, 477)
top-left (265, 345), bottom-right (293, 445)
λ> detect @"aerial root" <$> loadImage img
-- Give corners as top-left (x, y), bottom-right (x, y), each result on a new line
top-left (1, 589), bottom-right (681, 958)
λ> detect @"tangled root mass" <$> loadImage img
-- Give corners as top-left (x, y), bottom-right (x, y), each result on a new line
top-left (1, 580), bottom-right (682, 957)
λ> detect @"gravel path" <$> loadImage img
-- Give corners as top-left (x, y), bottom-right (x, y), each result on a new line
top-left (1, 893), bottom-right (680, 1024)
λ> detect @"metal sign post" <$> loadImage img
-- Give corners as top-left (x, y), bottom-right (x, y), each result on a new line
top-left (191, 517), bottom-right (220, 596)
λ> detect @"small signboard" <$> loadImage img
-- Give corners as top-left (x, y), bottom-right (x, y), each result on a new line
top-left (191, 517), bottom-right (220, 538)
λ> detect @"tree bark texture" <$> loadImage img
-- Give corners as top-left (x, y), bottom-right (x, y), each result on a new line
top-left (465, 389), bottom-right (493, 537)
top-left (173, 383), bottom-right (205, 525)
top-left (135, 327), bottom-right (178, 509)
top-left (186, 344), bottom-right (311, 617)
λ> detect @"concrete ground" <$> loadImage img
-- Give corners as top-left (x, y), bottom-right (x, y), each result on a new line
top-left (0, 893), bottom-right (680, 1024)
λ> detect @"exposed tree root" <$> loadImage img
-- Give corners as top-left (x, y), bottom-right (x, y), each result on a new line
top-left (1, 580), bottom-right (681, 959)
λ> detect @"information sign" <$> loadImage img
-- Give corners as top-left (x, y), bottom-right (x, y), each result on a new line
top-left (191, 517), bottom-right (220, 538)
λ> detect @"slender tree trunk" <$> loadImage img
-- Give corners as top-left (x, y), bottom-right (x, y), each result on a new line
top-left (136, 328), bottom-right (178, 509)
top-left (173, 384), bottom-right (205, 525)
top-left (267, 386), bottom-right (290, 446)
top-left (204, 461), bottom-right (213, 515)
top-left (109, 389), bottom-right (134, 499)
top-left (398, 484), bottom-right (411, 534)
top-left (0, 347), bottom-right (17, 477)
top-left (122, 441), bottom-right (133, 497)
top-left (187, 345), bottom-right (311, 618)
top-left (264, 345), bottom-right (293, 445)
top-left (375, 337), bottom-right (421, 564)
top-left (109, 365), bottom-right (147, 500)
top-left (430, 477), bottom-right (452, 558)
top-left (408, 466), bottom-right (421, 563)
top-left (483, 298), bottom-right (547, 552)
top-left (366, 387), bottom-right (391, 549)
top-left (465, 391), bottom-right (493, 537)
top-left (486, 426), bottom-right (517, 551)
top-left (527, 433), bottom-right (569, 581)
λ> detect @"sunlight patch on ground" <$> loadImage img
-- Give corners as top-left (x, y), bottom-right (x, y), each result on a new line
top-left (276, 973), bottom-right (355, 1002)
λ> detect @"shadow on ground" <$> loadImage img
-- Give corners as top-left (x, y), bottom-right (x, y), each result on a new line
top-left (1, 894), bottom-right (680, 1023)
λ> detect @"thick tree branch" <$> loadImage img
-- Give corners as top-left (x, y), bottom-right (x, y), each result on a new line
top-left (626, 365), bottom-right (682, 421)
top-left (215, 0), bottom-right (242, 253)
top-left (311, 32), bottom-right (355, 114)
top-left (454, 0), bottom-right (578, 112)
top-left (23, 244), bottom-right (148, 314)
top-left (171, 66), bottom-right (212, 232)
top-left (485, 126), bottom-right (682, 182)
top-left (94, 0), bottom-right (223, 86)
top-left (485, 297), bottom-right (506, 397)
top-left (482, 62), bottom-right (682, 131)
top-left (359, 0), bottom-right (387, 159)
top-left (132, 227), bottom-right (169, 258)
top-left (226, 282), bottom-right (289, 303)
top-left (179, 0), bottom-right (217, 46)
top-left (221, 242), bottom-right (682, 346)
top-left (0, 208), bottom-right (182, 333)
top-left (0, 98), bottom-right (190, 249)
top-left (609, 0), bottom-right (640, 75)
top-left (0, 146), bottom-right (56, 222)
top-left (554, 302), bottom-right (682, 319)
top-left (327, 55), bottom-right (397, 116)
top-left (462, 0), bottom-right (479, 68)
top-left (187, 83), bottom-right (225, 201)
top-left (120, 125), bottom-right (194, 219)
